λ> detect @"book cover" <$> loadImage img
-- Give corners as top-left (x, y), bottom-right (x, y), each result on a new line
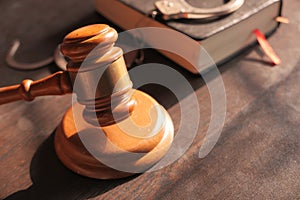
top-left (95, 0), bottom-right (282, 73)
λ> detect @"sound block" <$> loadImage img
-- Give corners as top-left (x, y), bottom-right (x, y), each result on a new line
top-left (54, 90), bottom-right (174, 179)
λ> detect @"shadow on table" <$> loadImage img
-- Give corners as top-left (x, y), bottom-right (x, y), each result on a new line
top-left (5, 132), bottom-right (137, 200)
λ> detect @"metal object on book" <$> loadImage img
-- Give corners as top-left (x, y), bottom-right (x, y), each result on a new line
top-left (155, 0), bottom-right (244, 20)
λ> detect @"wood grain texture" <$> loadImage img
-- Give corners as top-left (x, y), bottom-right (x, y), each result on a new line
top-left (0, 71), bottom-right (72, 105)
top-left (0, 0), bottom-right (300, 199)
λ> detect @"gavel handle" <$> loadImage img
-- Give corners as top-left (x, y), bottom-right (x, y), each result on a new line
top-left (0, 71), bottom-right (72, 105)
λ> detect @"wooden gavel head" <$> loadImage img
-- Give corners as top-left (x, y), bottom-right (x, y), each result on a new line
top-left (0, 24), bottom-right (174, 179)
top-left (60, 24), bottom-right (136, 126)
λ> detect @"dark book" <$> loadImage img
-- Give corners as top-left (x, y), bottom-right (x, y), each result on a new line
top-left (95, 0), bottom-right (282, 74)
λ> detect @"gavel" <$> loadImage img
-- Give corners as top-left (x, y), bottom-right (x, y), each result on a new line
top-left (0, 24), bottom-right (174, 179)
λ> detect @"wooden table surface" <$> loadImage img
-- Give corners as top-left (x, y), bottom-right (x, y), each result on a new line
top-left (1, 0), bottom-right (299, 199)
